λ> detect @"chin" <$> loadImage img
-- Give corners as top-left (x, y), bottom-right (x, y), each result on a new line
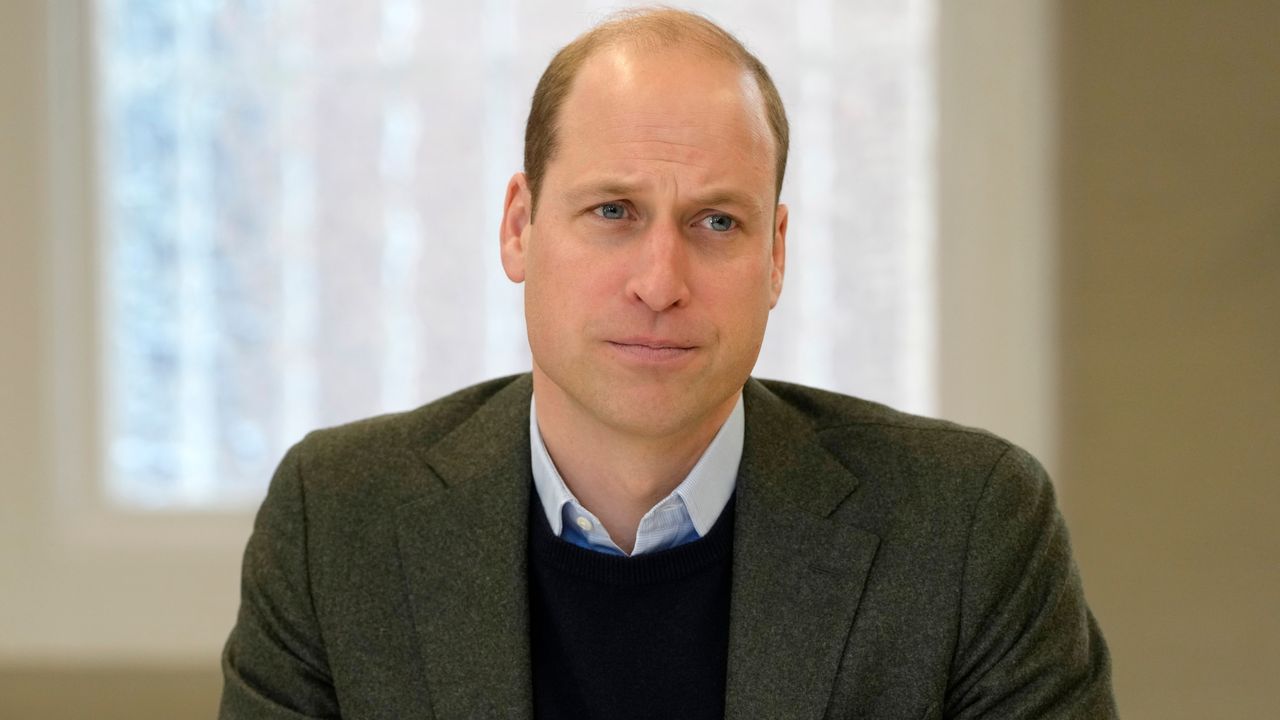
top-left (597, 404), bottom-right (704, 440)
top-left (589, 380), bottom-right (732, 439)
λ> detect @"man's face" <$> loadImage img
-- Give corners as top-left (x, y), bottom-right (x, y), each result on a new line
top-left (501, 45), bottom-right (787, 440)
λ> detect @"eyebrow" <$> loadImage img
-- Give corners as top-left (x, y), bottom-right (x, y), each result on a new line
top-left (560, 181), bottom-right (640, 207)
top-left (694, 190), bottom-right (765, 218)
top-left (560, 180), bottom-right (766, 217)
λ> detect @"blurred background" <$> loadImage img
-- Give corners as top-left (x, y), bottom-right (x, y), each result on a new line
top-left (1, 0), bottom-right (1276, 717)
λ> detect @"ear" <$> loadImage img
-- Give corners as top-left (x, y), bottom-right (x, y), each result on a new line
top-left (768, 203), bottom-right (788, 308)
top-left (500, 172), bottom-right (533, 283)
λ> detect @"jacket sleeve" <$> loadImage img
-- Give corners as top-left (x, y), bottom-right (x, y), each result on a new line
top-left (945, 445), bottom-right (1119, 719)
top-left (220, 440), bottom-right (342, 719)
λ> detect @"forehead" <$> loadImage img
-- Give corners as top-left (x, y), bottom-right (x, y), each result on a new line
top-left (550, 44), bottom-right (775, 186)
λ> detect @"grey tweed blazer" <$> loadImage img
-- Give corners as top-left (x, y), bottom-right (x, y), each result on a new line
top-left (220, 374), bottom-right (1117, 719)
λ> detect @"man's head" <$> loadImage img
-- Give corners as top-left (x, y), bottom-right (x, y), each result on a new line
top-left (500, 9), bottom-right (789, 443)
top-left (523, 8), bottom-right (790, 216)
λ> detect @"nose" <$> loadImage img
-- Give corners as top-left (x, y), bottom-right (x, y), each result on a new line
top-left (626, 221), bottom-right (691, 312)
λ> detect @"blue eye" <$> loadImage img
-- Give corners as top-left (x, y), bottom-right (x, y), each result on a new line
top-left (595, 203), bottom-right (627, 220)
top-left (704, 214), bottom-right (735, 232)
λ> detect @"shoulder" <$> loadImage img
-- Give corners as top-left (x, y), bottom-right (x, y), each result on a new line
top-left (276, 374), bottom-right (530, 511)
top-left (743, 380), bottom-right (1113, 713)
top-left (294, 374), bottom-right (526, 460)
top-left (744, 377), bottom-right (1054, 542)
top-left (748, 377), bottom-right (1024, 482)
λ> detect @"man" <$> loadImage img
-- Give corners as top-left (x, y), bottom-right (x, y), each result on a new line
top-left (221, 9), bottom-right (1117, 720)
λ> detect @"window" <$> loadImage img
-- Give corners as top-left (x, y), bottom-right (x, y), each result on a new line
top-left (16, 0), bottom-right (1053, 664)
top-left (94, 0), bottom-right (936, 508)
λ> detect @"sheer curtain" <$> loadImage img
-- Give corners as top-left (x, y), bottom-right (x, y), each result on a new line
top-left (97, 0), bottom-right (934, 508)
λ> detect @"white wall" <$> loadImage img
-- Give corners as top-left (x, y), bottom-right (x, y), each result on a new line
top-left (936, 0), bottom-right (1059, 471)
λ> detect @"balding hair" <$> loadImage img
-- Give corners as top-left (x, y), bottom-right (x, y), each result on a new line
top-left (523, 8), bottom-right (789, 216)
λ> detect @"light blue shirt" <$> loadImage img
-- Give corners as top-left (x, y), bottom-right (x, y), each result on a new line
top-left (529, 393), bottom-right (743, 557)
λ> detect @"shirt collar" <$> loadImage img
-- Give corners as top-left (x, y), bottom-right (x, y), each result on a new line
top-left (528, 392), bottom-right (743, 540)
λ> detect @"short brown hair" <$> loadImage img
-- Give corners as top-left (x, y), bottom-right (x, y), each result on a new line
top-left (523, 8), bottom-right (789, 215)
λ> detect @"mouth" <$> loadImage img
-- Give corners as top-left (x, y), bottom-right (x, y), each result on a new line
top-left (606, 339), bottom-right (697, 363)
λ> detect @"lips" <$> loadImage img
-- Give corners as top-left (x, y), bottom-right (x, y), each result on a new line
top-left (608, 336), bottom-right (696, 350)
top-left (606, 337), bottom-right (698, 363)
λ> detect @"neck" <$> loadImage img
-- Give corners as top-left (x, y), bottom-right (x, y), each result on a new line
top-left (532, 373), bottom-right (739, 554)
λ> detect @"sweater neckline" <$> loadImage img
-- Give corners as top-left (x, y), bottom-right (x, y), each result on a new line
top-left (528, 486), bottom-right (736, 587)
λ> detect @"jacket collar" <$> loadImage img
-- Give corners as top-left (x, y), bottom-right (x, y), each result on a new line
top-left (725, 379), bottom-right (880, 720)
top-left (394, 375), bottom-right (879, 720)
top-left (395, 375), bottom-right (535, 720)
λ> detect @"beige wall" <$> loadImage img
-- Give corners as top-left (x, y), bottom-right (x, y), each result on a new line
top-left (2, 0), bottom-right (1277, 717)
top-left (1057, 1), bottom-right (1280, 717)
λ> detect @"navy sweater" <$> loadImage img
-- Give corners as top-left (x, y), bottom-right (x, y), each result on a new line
top-left (527, 489), bottom-right (736, 720)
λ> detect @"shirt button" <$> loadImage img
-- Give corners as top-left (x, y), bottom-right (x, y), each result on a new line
top-left (575, 516), bottom-right (593, 532)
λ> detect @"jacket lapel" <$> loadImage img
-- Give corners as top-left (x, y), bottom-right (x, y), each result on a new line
top-left (390, 375), bottom-right (878, 719)
top-left (725, 380), bottom-right (881, 720)
top-left (395, 376), bottom-right (534, 720)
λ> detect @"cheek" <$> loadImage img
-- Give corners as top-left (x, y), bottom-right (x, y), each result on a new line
top-left (699, 259), bottom-right (776, 337)
top-left (701, 255), bottom-right (776, 304)
top-left (523, 278), bottom-right (573, 348)
top-left (531, 241), bottom-right (625, 303)
top-left (523, 247), bottom-right (614, 337)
